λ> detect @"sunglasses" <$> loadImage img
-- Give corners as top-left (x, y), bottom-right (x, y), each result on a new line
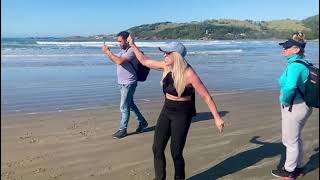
top-left (163, 52), bottom-right (172, 56)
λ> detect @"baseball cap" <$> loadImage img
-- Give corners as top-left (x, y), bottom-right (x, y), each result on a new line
top-left (279, 39), bottom-right (306, 49)
top-left (158, 42), bottom-right (187, 57)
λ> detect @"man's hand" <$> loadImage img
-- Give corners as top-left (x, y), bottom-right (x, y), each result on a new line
top-left (102, 43), bottom-right (111, 55)
top-left (127, 34), bottom-right (135, 46)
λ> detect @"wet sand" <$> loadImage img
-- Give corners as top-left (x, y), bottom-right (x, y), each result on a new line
top-left (1, 90), bottom-right (319, 180)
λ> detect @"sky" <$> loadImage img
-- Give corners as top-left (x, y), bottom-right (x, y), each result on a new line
top-left (1, 0), bottom-right (319, 37)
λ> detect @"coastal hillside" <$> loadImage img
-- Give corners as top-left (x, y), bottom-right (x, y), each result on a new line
top-left (126, 15), bottom-right (319, 40)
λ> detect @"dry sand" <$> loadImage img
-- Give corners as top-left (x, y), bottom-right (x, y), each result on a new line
top-left (1, 90), bottom-right (319, 180)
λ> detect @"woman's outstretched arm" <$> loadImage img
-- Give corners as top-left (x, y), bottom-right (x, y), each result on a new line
top-left (128, 35), bottom-right (165, 71)
top-left (186, 67), bottom-right (225, 132)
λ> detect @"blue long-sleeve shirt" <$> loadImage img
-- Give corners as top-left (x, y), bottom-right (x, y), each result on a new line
top-left (279, 54), bottom-right (309, 105)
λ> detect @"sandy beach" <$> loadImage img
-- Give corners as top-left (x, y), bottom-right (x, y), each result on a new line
top-left (1, 90), bottom-right (319, 180)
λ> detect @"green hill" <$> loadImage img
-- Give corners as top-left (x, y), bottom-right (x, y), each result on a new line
top-left (302, 15), bottom-right (319, 39)
top-left (127, 15), bottom-right (319, 40)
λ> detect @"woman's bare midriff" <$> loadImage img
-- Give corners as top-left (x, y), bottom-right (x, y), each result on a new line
top-left (165, 93), bottom-right (191, 101)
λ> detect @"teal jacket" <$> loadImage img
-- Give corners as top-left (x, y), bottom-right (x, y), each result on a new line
top-left (279, 54), bottom-right (309, 106)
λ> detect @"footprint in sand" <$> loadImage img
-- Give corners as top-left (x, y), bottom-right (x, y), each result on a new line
top-left (19, 132), bottom-right (39, 144)
top-left (49, 172), bottom-right (62, 179)
top-left (33, 167), bottom-right (46, 174)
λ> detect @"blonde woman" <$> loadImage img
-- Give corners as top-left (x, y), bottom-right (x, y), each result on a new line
top-left (128, 35), bottom-right (224, 180)
top-left (271, 32), bottom-right (313, 179)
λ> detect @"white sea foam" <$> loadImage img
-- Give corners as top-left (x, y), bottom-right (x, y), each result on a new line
top-left (1, 54), bottom-right (105, 58)
top-left (1, 49), bottom-right (243, 58)
top-left (183, 41), bottom-right (232, 46)
top-left (35, 40), bottom-right (236, 48)
top-left (36, 41), bottom-right (119, 47)
top-left (35, 41), bottom-right (167, 47)
top-left (188, 49), bottom-right (243, 55)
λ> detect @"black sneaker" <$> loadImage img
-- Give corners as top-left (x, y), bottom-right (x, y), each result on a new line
top-left (295, 167), bottom-right (305, 176)
top-left (135, 121), bottom-right (148, 133)
top-left (271, 168), bottom-right (298, 179)
top-left (112, 129), bottom-right (127, 139)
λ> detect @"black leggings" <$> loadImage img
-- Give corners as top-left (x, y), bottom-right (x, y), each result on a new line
top-left (153, 98), bottom-right (193, 180)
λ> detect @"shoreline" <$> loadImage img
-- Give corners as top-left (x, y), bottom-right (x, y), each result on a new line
top-left (1, 90), bottom-right (318, 180)
top-left (1, 88), bottom-right (279, 117)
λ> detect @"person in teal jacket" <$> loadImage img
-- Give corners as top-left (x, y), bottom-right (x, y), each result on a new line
top-left (272, 32), bottom-right (313, 179)
top-left (279, 53), bottom-right (309, 106)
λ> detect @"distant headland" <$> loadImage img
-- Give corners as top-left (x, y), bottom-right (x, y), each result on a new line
top-left (65, 15), bottom-right (319, 40)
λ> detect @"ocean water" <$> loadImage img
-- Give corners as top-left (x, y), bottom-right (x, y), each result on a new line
top-left (1, 38), bottom-right (319, 115)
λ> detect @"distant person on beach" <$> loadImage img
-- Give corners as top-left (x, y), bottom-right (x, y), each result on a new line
top-left (102, 31), bottom-right (148, 139)
top-left (128, 34), bottom-right (224, 180)
top-left (271, 32), bottom-right (313, 179)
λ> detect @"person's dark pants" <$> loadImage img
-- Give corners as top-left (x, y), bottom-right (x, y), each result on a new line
top-left (153, 98), bottom-right (193, 180)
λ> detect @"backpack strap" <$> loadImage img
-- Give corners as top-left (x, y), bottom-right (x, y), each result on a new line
top-left (288, 88), bottom-right (305, 112)
top-left (296, 87), bottom-right (305, 99)
top-left (292, 59), bottom-right (311, 67)
top-left (288, 91), bottom-right (296, 112)
top-left (128, 61), bottom-right (137, 72)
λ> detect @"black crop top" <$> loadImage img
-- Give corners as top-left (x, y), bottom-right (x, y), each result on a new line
top-left (162, 72), bottom-right (194, 97)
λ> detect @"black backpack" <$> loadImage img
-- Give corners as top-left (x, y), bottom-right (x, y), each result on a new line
top-left (129, 60), bottom-right (150, 82)
top-left (289, 60), bottom-right (319, 111)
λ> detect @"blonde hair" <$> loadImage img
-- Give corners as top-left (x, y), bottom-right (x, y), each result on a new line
top-left (292, 31), bottom-right (306, 56)
top-left (161, 52), bottom-right (188, 97)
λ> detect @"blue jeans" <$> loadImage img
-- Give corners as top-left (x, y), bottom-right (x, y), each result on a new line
top-left (119, 82), bottom-right (146, 130)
